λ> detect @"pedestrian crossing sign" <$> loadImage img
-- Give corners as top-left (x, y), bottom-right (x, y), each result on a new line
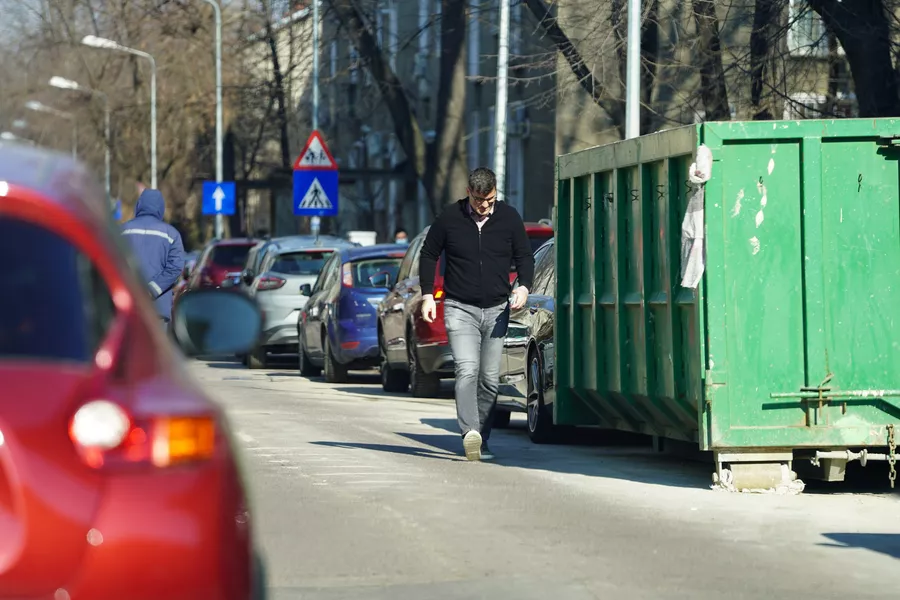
top-left (293, 130), bottom-right (339, 217)
top-left (297, 177), bottom-right (332, 209)
top-left (293, 169), bottom-right (338, 216)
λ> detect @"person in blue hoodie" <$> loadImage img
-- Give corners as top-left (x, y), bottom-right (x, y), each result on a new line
top-left (122, 189), bottom-right (185, 327)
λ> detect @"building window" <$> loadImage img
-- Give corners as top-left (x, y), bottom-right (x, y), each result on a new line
top-left (787, 0), bottom-right (843, 57)
top-left (468, 0), bottom-right (480, 77)
top-left (434, 0), bottom-right (442, 57)
top-left (468, 110), bottom-right (480, 170)
top-left (510, 0), bottom-right (522, 56)
top-left (783, 92), bottom-right (858, 120)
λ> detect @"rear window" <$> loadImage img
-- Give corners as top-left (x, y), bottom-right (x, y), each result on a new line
top-left (211, 244), bottom-right (253, 268)
top-left (529, 233), bottom-right (553, 254)
top-left (271, 250), bottom-right (334, 275)
top-left (351, 257), bottom-right (403, 288)
top-left (1, 216), bottom-right (115, 363)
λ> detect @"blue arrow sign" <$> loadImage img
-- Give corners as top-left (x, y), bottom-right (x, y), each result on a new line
top-left (293, 170), bottom-right (338, 217)
top-left (202, 181), bottom-right (236, 216)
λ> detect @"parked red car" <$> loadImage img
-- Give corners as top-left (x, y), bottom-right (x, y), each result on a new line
top-left (188, 238), bottom-right (258, 290)
top-left (0, 145), bottom-right (266, 600)
top-left (377, 221), bottom-right (553, 409)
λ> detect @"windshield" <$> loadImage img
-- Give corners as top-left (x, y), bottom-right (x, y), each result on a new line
top-left (271, 250), bottom-right (335, 275)
top-left (352, 257), bottom-right (403, 288)
top-left (211, 244), bottom-right (254, 268)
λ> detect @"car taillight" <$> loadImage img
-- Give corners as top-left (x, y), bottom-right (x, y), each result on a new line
top-left (342, 263), bottom-right (353, 287)
top-left (257, 275), bottom-right (286, 291)
top-left (433, 273), bottom-right (445, 300)
top-left (69, 400), bottom-right (216, 469)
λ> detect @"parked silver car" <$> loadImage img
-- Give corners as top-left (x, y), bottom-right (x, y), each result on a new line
top-left (245, 236), bottom-right (357, 369)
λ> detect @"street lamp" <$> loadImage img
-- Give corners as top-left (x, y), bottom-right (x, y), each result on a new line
top-left (81, 34), bottom-right (157, 189)
top-left (199, 0), bottom-right (224, 238)
top-left (50, 76), bottom-right (112, 207)
top-left (25, 100), bottom-right (76, 158)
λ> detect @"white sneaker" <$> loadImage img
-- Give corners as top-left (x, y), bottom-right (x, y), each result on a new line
top-left (462, 430), bottom-right (482, 461)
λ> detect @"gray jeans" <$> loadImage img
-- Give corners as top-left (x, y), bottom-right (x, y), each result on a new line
top-left (443, 298), bottom-right (510, 442)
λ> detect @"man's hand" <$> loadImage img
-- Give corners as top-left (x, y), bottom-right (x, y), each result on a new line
top-left (422, 294), bottom-right (437, 323)
top-left (510, 286), bottom-right (528, 310)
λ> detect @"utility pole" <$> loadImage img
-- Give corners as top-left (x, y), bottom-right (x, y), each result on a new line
top-left (624, 0), bottom-right (641, 139)
top-left (312, 0), bottom-right (319, 131)
top-left (203, 0), bottom-right (224, 238)
top-left (493, 0), bottom-right (510, 203)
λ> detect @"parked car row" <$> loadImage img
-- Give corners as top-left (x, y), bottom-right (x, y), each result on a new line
top-left (173, 221), bottom-right (558, 445)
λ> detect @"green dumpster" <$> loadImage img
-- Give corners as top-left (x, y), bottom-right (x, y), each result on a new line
top-left (555, 120), bottom-right (900, 490)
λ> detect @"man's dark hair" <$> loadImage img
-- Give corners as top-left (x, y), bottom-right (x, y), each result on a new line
top-left (468, 167), bottom-right (497, 196)
top-left (394, 228), bottom-right (407, 236)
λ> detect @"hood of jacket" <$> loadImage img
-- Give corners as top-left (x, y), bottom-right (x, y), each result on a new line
top-left (135, 189), bottom-right (165, 220)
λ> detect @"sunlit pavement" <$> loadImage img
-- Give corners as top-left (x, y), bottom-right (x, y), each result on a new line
top-left (192, 358), bottom-right (900, 600)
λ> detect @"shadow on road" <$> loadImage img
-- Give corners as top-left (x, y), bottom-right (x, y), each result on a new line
top-left (311, 439), bottom-right (466, 462)
top-left (820, 533), bottom-right (900, 559)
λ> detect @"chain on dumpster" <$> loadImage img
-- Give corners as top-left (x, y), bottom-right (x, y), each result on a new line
top-left (888, 424), bottom-right (896, 489)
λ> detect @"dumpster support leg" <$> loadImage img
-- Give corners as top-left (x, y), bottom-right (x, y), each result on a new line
top-left (712, 450), bottom-right (805, 494)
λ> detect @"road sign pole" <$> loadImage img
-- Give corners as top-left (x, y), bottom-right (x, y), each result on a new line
top-left (312, 0), bottom-right (319, 132)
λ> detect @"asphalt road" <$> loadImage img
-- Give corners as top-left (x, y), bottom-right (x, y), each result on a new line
top-left (192, 358), bottom-right (900, 600)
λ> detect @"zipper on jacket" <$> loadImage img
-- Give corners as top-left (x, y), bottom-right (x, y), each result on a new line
top-left (478, 222), bottom-right (483, 306)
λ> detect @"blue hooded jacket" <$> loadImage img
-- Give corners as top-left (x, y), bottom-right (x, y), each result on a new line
top-left (122, 189), bottom-right (185, 319)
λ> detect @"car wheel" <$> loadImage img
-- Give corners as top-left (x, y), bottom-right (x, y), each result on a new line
top-left (323, 337), bottom-right (349, 383)
top-left (380, 333), bottom-right (409, 392)
top-left (408, 333), bottom-right (440, 398)
top-left (492, 408), bottom-right (512, 429)
top-left (298, 339), bottom-right (321, 377)
top-left (247, 346), bottom-right (268, 370)
top-left (526, 350), bottom-right (557, 444)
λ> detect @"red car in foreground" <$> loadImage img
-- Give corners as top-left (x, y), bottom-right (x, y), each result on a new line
top-left (0, 145), bottom-right (266, 600)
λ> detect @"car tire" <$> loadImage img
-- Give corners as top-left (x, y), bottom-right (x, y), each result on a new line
top-left (298, 340), bottom-right (321, 377)
top-left (526, 350), bottom-right (557, 444)
top-left (492, 409), bottom-right (512, 429)
top-left (380, 335), bottom-right (409, 393)
top-left (408, 333), bottom-right (441, 398)
top-left (323, 337), bottom-right (349, 383)
top-left (247, 346), bottom-right (268, 370)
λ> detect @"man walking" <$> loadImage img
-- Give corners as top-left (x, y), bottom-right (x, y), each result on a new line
top-left (122, 188), bottom-right (185, 329)
top-left (419, 167), bottom-right (535, 461)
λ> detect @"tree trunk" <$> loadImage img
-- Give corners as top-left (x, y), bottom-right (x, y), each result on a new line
top-left (749, 0), bottom-right (781, 120)
top-left (523, 0), bottom-right (617, 123)
top-left (265, 22), bottom-right (293, 170)
top-left (424, 0), bottom-right (468, 213)
top-left (692, 0), bottom-right (731, 121)
top-left (808, 0), bottom-right (900, 117)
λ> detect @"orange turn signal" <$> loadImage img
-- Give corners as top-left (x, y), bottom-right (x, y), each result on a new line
top-left (151, 417), bottom-right (216, 467)
top-left (434, 290), bottom-right (444, 299)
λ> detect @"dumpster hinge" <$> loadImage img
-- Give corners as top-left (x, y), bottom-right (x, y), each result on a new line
top-left (888, 424), bottom-right (896, 489)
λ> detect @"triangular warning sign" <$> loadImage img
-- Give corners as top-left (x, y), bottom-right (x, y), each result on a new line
top-left (293, 131), bottom-right (337, 170)
top-left (298, 177), bottom-right (333, 209)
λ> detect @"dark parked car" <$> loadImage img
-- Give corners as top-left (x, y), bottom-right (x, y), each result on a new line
top-left (497, 238), bottom-right (561, 442)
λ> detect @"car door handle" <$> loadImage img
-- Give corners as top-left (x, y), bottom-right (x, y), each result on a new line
top-left (390, 303), bottom-right (404, 312)
top-left (529, 306), bottom-right (539, 314)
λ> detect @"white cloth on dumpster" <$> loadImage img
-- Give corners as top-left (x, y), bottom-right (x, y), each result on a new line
top-left (680, 144), bottom-right (712, 289)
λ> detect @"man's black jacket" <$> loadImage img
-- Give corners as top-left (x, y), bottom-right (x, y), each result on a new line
top-left (419, 199), bottom-right (535, 309)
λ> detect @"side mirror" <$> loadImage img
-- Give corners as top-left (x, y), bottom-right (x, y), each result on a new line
top-left (368, 271), bottom-right (391, 288)
top-left (299, 283), bottom-right (312, 296)
top-left (172, 290), bottom-right (262, 356)
top-left (242, 270), bottom-right (254, 286)
top-left (182, 264), bottom-right (192, 279)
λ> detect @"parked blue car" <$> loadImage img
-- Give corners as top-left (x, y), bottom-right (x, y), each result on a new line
top-left (297, 243), bottom-right (406, 382)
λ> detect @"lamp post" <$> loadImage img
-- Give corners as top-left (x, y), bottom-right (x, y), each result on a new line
top-left (49, 76), bottom-right (112, 207)
top-left (199, 0), bottom-right (224, 238)
top-left (25, 100), bottom-right (76, 158)
top-left (81, 35), bottom-right (157, 188)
